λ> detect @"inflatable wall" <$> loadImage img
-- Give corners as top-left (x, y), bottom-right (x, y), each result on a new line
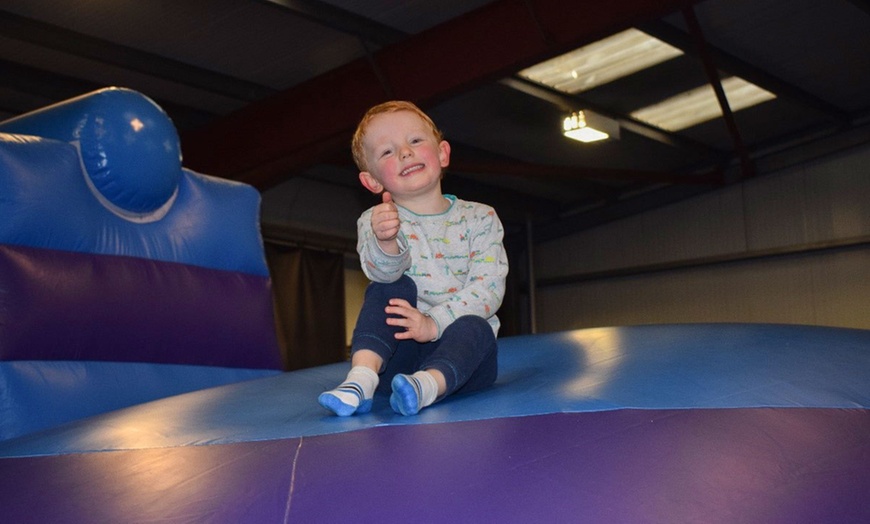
top-left (0, 88), bottom-right (282, 440)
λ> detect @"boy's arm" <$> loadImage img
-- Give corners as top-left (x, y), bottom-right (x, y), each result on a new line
top-left (425, 208), bottom-right (509, 339)
top-left (357, 209), bottom-right (411, 283)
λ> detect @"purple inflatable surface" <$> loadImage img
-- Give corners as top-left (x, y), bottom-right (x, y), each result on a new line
top-left (1, 409), bottom-right (868, 523)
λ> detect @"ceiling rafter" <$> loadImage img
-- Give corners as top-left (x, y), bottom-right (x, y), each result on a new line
top-left (0, 9), bottom-right (273, 102)
top-left (0, 58), bottom-right (103, 110)
top-left (638, 20), bottom-right (852, 125)
top-left (682, 6), bottom-right (755, 180)
top-left (258, 0), bottom-right (405, 45)
top-left (845, 0), bottom-right (870, 16)
top-left (0, 57), bottom-right (218, 130)
top-left (180, 0), bottom-right (700, 189)
top-left (0, 58), bottom-right (219, 132)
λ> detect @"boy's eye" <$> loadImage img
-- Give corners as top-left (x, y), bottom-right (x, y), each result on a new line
top-left (379, 149), bottom-right (393, 158)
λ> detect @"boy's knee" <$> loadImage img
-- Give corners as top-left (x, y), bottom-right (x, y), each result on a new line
top-left (444, 315), bottom-right (497, 350)
top-left (451, 315), bottom-right (492, 335)
top-left (366, 275), bottom-right (417, 305)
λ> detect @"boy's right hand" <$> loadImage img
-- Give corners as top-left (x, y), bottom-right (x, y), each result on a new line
top-left (372, 191), bottom-right (400, 253)
top-left (386, 299), bottom-right (438, 343)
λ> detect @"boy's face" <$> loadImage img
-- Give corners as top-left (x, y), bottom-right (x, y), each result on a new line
top-left (358, 110), bottom-right (450, 200)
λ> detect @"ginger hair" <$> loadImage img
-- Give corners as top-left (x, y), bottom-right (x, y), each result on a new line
top-left (351, 101), bottom-right (444, 172)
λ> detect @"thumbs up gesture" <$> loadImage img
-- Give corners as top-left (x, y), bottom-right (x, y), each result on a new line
top-left (372, 191), bottom-right (400, 252)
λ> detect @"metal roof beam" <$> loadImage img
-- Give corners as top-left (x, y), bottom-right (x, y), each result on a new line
top-left (0, 57), bottom-right (217, 129)
top-left (638, 19), bottom-right (852, 125)
top-left (258, 0), bottom-right (406, 45)
top-left (682, 6), bottom-right (755, 180)
top-left (0, 9), bottom-right (273, 102)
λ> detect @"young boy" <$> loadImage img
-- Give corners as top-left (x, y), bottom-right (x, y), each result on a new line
top-left (318, 100), bottom-right (509, 416)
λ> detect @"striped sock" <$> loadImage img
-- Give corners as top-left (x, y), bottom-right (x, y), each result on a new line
top-left (318, 366), bottom-right (378, 416)
top-left (390, 371), bottom-right (438, 416)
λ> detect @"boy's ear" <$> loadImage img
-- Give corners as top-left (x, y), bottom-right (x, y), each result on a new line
top-left (438, 140), bottom-right (451, 168)
top-left (359, 171), bottom-right (383, 194)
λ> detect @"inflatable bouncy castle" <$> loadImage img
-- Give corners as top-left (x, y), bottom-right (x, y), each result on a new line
top-left (0, 89), bottom-right (868, 523)
top-left (0, 88), bottom-right (282, 440)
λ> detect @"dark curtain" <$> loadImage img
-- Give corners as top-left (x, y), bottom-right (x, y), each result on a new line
top-left (498, 233), bottom-right (525, 337)
top-left (265, 244), bottom-right (346, 371)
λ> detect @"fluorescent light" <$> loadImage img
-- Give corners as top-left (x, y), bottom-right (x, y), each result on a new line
top-left (562, 110), bottom-right (618, 143)
top-left (519, 28), bottom-right (683, 93)
top-left (630, 76), bottom-right (777, 131)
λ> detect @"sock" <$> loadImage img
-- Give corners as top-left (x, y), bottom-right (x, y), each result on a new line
top-left (318, 366), bottom-right (378, 416)
top-left (390, 371), bottom-right (438, 416)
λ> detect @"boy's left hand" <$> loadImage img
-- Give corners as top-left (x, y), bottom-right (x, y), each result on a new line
top-left (385, 299), bottom-right (437, 342)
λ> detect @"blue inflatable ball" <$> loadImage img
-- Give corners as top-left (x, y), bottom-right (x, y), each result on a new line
top-left (0, 87), bottom-right (182, 215)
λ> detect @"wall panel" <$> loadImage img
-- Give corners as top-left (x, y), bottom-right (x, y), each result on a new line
top-left (536, 142), bottom-right (870, 333)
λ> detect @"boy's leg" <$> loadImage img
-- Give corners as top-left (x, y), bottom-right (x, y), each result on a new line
top-left (319, 276), bottom-right (417, 416)
top-left (423, 315), bottom-right (499, 397)
top-left (390, 315), bottom-right (498, 415)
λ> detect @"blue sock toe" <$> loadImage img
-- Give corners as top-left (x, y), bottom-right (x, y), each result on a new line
top-left (318, 392), bottom-right (357, 417)
top-left (390, 374), bottom-right (421, 416)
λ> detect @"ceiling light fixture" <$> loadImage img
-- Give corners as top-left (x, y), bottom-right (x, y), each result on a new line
top-left (519, 28), bottom-right (684, 93)
top-left (562, 110), bottom-right (619, 143)
top-left (630, 76), bottom-right (777, 131)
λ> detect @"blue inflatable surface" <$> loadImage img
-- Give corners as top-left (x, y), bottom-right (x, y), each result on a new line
top-left (0, 88), bottom-right (282, 441)
top-left (2, 323), bottom-right (868, 456)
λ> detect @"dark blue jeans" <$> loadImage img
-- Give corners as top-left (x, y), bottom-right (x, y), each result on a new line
top-left (351, 275), bottom-right (498, 398)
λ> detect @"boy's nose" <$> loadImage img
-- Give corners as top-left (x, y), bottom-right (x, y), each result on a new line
top-left (400, 147), bottom-right (412, 159)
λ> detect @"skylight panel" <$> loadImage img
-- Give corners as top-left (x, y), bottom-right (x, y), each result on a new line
top-left (630, 76), bottom-right (777, 131)
top-left (518, 28), bottom-right (684, 93)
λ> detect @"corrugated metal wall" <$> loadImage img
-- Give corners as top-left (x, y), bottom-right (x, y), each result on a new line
top-left (535, 142), bottom-right (870, 332)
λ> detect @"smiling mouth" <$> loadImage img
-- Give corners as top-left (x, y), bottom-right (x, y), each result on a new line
top-left (400, 164), bottom-right (424, 177)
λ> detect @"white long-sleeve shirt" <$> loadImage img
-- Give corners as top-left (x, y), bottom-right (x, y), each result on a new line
top-left (357, 194), bottom-right (508, 339)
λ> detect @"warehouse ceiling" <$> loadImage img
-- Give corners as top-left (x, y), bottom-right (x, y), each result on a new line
top-left (1, 0), bottom-right (869, 242)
